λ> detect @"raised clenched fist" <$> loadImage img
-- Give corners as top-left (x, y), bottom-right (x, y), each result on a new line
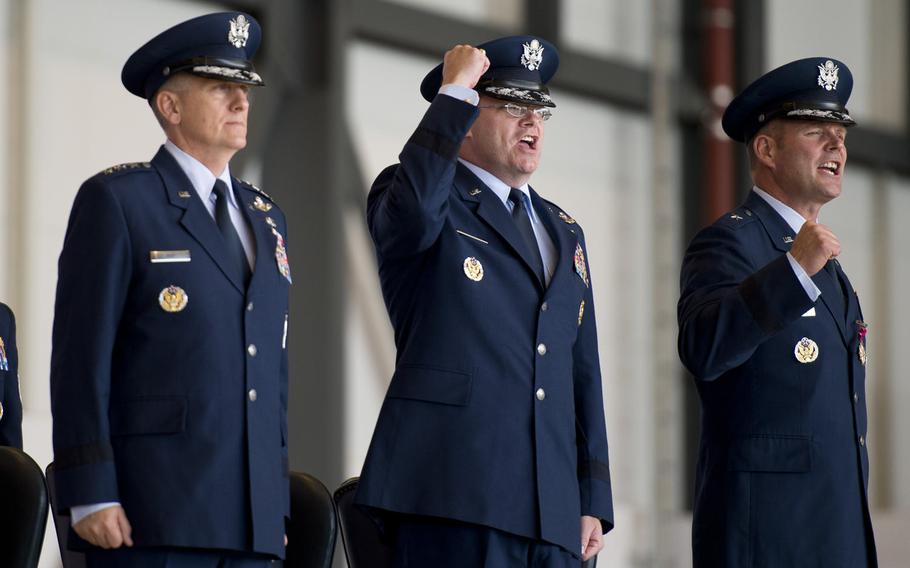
top-left (789, 220), bottom-right (841, 276)
top-left (441, 45), bottom-right (490, 89)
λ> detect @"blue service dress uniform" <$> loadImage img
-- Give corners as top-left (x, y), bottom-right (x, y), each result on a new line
top-left (0, 302), bottom-right (23, 449)
top-left (50, 146), bottom-right (290, 558)
top-left (678, 190), bottom-right (876, 567)
top-left (355, 93), bottom-right (614, 558)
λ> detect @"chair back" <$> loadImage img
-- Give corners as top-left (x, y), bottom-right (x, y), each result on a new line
top-left (45, 462), bottom-right (87, 568)
top-left (285, 471), bottom-right (337, 568)
top-left (0, 447), bottom-right (48, 568)
top-left (333, 477), bottom-right (394, 568)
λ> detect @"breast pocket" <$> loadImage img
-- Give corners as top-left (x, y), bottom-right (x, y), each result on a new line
top-left (388, 364), bottom-right (473, 406)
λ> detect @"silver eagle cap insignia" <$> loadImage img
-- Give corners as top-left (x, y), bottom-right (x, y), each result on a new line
top-left (817, 60), bottom-right (839, 91)
top-left (521, 39), bottom-right (544, 71)
top-left (228, 15), bottom-right (250, 48)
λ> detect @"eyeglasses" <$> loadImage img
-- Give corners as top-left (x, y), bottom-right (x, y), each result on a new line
top-left (478, 102), bottom-right (553, 122)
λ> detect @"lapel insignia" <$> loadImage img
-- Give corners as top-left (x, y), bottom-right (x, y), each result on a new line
top-left (272, 228), bottom-right (292, 284)
top-left (577, 300), bottom-right (585, 327)
top-left (558, 211), bottom-right (576, 224)
top-left (158, 285), bottom-right (188, 313)
top-left (463, 257), bottom-right (484, 282)
top-left (0, 400), bottom-right (3, 420)
top-left (177, 191), bottom-right (191, 198)
top-left (574, 243), bottom-right (589, 287)
top-left (253, 196), bottom-right (273, 212)
top-left (730, 214), bottom-right (743, 220)
top-left (0, 336), bottom-right (8, 371)
top-left (228, 14), bottom-right (250, 48)
top-left (817, 60), bottom-right (839, 91)
top-left (794, 337), bottom-right (819, 363)
top-left (469, 188), bottom-right (482, 196)
top-left (783, 236), bottom-right (794, 244)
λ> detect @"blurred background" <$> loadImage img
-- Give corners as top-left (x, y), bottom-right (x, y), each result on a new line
top-left (1, 0), bottom-right (907, 566)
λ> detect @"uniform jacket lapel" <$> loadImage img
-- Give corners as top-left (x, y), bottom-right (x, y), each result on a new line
top-left (235, 181), bottom-right (276, 287)
top-left (153, 146), bottom-right (246, 294)
top-left (530, 189), bottom-right (574, 294)
top-left (454, 163), bottom-right (545, 291)
top-left (746, 191), bottom-right (849, 343)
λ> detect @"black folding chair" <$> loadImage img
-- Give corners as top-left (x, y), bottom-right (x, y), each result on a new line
top-left (285, 471), bottom-right (337, 568)
top-left (0, 447), bottom-right (48, 568)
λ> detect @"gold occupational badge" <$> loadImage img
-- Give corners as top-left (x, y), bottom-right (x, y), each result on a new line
top-left (558, 211), bottom-right (576, 224)
top-left (0, 400), bottom-right (3, 420)
top-left (253, 196), bottom-right (273, 212)
top-left (858, 342), bottom-right (867, 366)
top-left (794, 337), bottom-right (819, 364)
top-left (578, 300), bottom-right (585, 326)
top-left (177, 191), bottom-right (191, 198)
top-left (158, 285), bottom-right (188, 313)
top-left (463, 257), bottom-right (484, 282)
top-left (265, 217), bottom-right (277, 228)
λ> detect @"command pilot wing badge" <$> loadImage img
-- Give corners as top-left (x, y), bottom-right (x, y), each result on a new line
top-left (817, 60), bottom-right (839, 91)
top-left (228, 14), bottom-right (250, 48)
top-left (521, 39), bottom-right (544, 71)
top-left (252, 195), bottom-right (273, 212)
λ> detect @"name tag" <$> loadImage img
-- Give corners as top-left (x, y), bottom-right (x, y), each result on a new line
top-left (802, 307), bottom-right (816, 317)
top-left (149, 250), bottom-right (191, 263)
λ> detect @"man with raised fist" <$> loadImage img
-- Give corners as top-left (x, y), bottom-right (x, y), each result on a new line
top-left (678, 58), bottom-right (877, 567)
top-left (356, 37), bottom-right (613, 567)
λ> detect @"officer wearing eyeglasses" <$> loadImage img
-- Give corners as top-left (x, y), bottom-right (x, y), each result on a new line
top-left (356, 36), bottom-right (614, 567)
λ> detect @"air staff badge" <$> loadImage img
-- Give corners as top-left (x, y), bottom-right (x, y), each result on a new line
top-left (856, 320), bottom-right (868, 366)
top-left (574, 243), bottom-right (589, 287)
top-left (0, 337), bottom-right (8, 371)
top-left (578, 300), bottom-right (585, 326)
top-left (158, 285), bottom-right (188, 313)
top-left (794, 337), bottom-right (819, 363)
top-left (272, 228), bottom-right (292, 284)
top-left (463, 257), bottom-right (484, 282)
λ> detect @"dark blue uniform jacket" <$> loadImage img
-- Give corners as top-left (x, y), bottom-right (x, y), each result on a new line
top-left (50, 147), bottom-right (290, 557)
top-left (355, 95), bottom-right (614, 556)
top-left (0, 302), bottom-right (23, 449)
top-left (678, 190), bottom-right (876, 567)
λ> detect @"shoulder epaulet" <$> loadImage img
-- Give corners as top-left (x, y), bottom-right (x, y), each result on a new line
top-left (716, 207), bottom-right (757, 230)
top-left (237, 178), bottom-right (272, 201)
top-left (100, 162), bottom-right (152, 176)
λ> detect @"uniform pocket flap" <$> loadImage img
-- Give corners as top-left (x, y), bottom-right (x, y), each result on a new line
top-left (728, 434), bottom-right (811, 472)
top-left (388, 364), bottom-right (472, 406)
top-left (111, 398), bottom-right (187, 436)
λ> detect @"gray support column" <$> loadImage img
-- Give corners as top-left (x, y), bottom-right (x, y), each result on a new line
top-left (239, 0), bottom-right (356, 489)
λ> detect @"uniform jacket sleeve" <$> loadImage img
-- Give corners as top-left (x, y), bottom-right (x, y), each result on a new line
top-left (0, 304), bottom-right (23, 449)
top-left (572, 232), bottom-right (614, 533)
top-left (677, 222), bottom-right (814, 381)
top-left (50, 176), bottom-right (132, 511)
top-left (367, 95), bottom-right (478, 259)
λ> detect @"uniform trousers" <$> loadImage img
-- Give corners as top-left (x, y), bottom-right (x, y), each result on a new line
top-left (393, 516), bottom-right (580, 568)
top-left (85, 548), bottom-right (280, 568)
